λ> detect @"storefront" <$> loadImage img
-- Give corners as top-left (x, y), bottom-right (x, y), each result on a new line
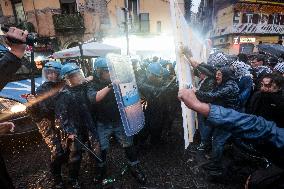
top-left (212, 34), bottom-right (281, 55)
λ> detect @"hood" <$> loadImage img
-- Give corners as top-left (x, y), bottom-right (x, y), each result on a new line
top-left (218, 66), bottom-right (235, 84)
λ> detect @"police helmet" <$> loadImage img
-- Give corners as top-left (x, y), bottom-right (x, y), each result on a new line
top-left (60, 63), bottom-right (81, 79)
top-left (147, 63), bottom-right (163, 77)
top-left (44, 61), bottom-right (62, 70)
top-left (94, 58), bottom-right (108, 70)
top-left (93, 58), bottom-right (109, 78)
top-left (42, 61), bottom-right (62, 82)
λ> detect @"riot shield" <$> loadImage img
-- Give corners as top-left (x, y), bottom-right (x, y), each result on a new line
top-left (106, 54), bottom-right (144, 136)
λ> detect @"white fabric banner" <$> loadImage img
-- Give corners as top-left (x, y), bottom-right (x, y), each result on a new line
top-left (170, 0), bottom-right (208, 149)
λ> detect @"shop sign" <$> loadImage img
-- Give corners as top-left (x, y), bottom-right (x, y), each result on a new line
top-left (240, 37), bottom-right (256, 43)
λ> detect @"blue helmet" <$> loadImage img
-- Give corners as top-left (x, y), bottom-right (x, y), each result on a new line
top-left (42, 61), bottom-right (62, 82)
top-left (60, 63), bottom-right (81, 79)
top-left (93, 58), bottom-right (109, 78)
top-left (94, 58), bottom-right (108, 71)
top-left (44, 61), bottom-right (62, 70)
top-left (147, 63), bottom-right (163, 77)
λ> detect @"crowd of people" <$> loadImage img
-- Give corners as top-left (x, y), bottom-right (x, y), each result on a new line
top-left (0, 27), bottom-right (284, 189)
top-left (181, 49), bottom-right (284, 188)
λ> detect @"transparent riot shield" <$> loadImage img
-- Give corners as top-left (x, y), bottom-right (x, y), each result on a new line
top-left (106, 54), bottom-right (144, 136)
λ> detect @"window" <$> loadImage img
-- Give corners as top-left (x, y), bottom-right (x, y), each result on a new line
top-left (242, 13), bottom-right (254, 24)
top-left (157, 21), bottom-right (161, 33)
top-left (11, 1), bottom-right (26, 24)
top-left (139, 13), bottom-right (150, 33)
top-left (60, 0), bottom-right (77, 14)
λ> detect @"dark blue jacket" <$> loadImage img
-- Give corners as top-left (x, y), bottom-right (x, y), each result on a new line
top-left (237, 76), bottom-right (253, 109)
top-left (55, 82), bottom-right (97, 137)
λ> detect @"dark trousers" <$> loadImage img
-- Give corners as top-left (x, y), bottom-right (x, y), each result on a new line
top-left (0, 151), bottom-right (14, 189)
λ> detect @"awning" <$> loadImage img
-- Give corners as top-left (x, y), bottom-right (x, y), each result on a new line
top-left (53, 42), bottom-right (121, 58)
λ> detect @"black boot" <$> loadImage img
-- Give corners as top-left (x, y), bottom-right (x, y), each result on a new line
top-left (93, 165), bottom-right (107, 185)
top-left (53, 175), bottom-right (64, 189)
top-left (51, 155), bottom-right (64, 189)
top-left (129, 164), bottom-right (147, 185)
top-left (124, 146), bottom-right (147, 184)
top-left (68, 162), bottom-right (81, 189)
top-left (94, 150), bottom-right (107, 185)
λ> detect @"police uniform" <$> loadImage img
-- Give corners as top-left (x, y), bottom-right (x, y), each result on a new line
top-left (92, 58), bottom-right (146, 184)
top-left (28, 81), bottom-right (65, 184)
top-left (55, 82), bottom-right (98, 183)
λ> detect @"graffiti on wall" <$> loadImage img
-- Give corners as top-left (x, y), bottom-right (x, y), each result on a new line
top-left (233, 11), bottom-right (284, 34)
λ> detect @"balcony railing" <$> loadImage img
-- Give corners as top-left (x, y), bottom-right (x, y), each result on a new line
top-left (52, 13), bottom-right (85, 32)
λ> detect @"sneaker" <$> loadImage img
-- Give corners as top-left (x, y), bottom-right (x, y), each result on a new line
top-left (130, 164), bottom-right (147, 184)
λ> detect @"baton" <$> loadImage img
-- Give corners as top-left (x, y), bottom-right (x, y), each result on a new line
top-left (74, 136), bottom-right (103, 162)
top-left (155, 76), bottom-right (177, 98)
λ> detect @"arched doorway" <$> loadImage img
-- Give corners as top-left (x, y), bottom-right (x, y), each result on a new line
top-left (66, 42), bottom-right (79, 48)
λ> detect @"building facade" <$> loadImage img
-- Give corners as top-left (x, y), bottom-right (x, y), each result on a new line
top-left (197, 0), bottom-right (284, 55)
top-left (0, 0), bottom-right (186, 56)
top-left (106, 0), bottom-right (185, 35)
top-left (0, 0), bottom-right (109, 52)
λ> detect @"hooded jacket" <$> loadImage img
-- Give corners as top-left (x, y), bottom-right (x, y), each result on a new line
top-left (196, 67), bottom-right (240, 110)
top-left (194, 63), bottom-right (215, 93)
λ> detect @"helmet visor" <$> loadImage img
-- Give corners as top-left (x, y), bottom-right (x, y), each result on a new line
top-left (42, 67), bottom-right (60, 82)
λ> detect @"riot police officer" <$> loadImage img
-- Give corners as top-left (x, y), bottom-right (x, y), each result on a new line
top-left (27, 61), bottom-right (66, 188)
top-left (137, 63), bottom-right (169, 145)
top-left (55, 63), bottom-right (111, 189)
top-left (91, 58), bottom-right (146, 185)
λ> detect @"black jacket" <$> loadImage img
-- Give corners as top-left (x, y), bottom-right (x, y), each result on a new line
top-left (0, 52), bottom-right (22, 90)
top-left (91, 79), bottom-right (121, 123)
top-left (196, 67), bottom-right (240, 110)
top-left (55, 83), bottom-right (97, 137)
top-left (247, 90), bottom-right (284, 128)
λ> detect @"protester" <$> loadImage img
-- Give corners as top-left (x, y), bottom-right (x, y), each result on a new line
top-left (195, 66), bottom-right (240, 174)
top-left (231, 61), bottom-right (253, 112)
top-left (247, 73), bottom-right (284, 127)
top-left (250, 55), bottom-right (272, 90)
top-left (273, 62), bottom-right (284, 77)
top-left (178, 88), bottom-right (284, 188)
top-left (192, 63), bottom-right (215, 151)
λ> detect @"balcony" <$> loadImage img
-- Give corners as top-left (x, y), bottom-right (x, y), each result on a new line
top-left (52, 13), bottom-right (85, 33)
